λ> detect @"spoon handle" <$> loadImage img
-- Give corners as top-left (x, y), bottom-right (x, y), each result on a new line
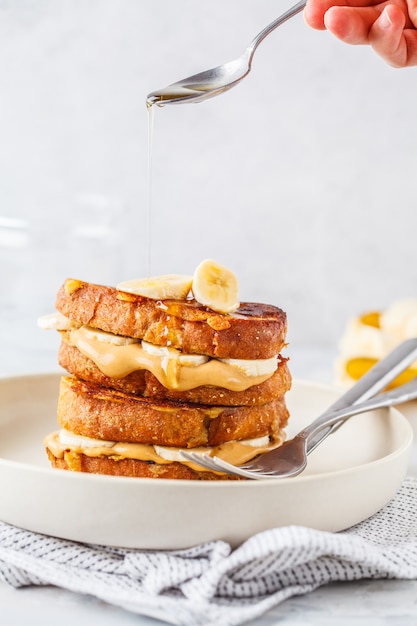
top-left (247, 0), bottom-right (307, 60)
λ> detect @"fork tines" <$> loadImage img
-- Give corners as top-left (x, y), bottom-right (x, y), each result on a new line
top-left (179, 451), bottom-right (276, 480)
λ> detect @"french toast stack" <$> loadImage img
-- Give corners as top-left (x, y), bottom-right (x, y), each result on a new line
top-left (42, 260), bottom-right (292, 480)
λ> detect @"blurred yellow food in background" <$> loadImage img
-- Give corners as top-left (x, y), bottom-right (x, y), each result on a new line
top-left (336, 299), bottom-right (417, 388)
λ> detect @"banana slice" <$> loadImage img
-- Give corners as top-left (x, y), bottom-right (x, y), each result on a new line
top-left (178, 353), bottom-right (209, 367)
top-left (220, 356), bottom-right (278, 376)
top-left (154, 435), bottom-right (270, 462)
top-left (59, 429), bottom-right (115, 449)
top-left (192, 259), bottom-right (239, 314)
top-left (153, 445), bottom-right (186, 462)
top-left (117, 274), bottom-right (193, 300)
top-left (141, 340), bottom-right (208, 366)
top-left (243, 435), bottom-right (271, 448)
top-left (142, 340), bottom-right (179, 359)
top-left (82, 326), bottom-right (139, 346)
top-left (37, 312), bottom-right (80, 331)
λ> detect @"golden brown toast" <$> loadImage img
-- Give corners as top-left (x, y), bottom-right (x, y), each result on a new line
top-left (57, 376), bottom-right (289, 448)
top-left (46, 449), bottom-right (242, 480)
top-left (45, 273), bottom-right (291, 480)
top-left (55, 279), bottom-right (287, 359)
top-left (58, 341), bottom-right (292, 405)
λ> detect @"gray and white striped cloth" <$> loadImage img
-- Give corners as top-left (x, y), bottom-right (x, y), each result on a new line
top-left (1, 477), bottom-right (417, 626)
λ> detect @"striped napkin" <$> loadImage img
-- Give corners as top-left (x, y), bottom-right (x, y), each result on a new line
top-left (1, 477), bottom-right (417, 626)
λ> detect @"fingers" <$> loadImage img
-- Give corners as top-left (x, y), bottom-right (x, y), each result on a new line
top-left (304, 0), bottom-right (381, 29)
top-left (369, 4), bottom-right (417, 67)
top-left (305, 1), bottom-right (417, 67)
top-left (323, 5), bottom-right (383, 43)
top-left (324, 4), bottom-right (417, 66)
top-left (304, 0), bottom-right (341, 29)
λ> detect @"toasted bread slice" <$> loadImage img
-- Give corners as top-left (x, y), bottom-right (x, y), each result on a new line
top-left (57, 341), bottom-right (292, 405)
top-left (57, 376), bottom-right (289, 448)
top-left (55, 279), bottom-right (287, 359)
top-left (46, 448), bottom-right (241, 480)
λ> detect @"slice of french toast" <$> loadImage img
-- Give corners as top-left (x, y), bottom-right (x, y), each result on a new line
top-left (56, 376), bottom-right (290, 448)
top-left (57, 341), bottom-right (292, 405)
top-left (46, 448), bottom-right (242, 480)
top-left (55, 279), bottom-right (287, 359)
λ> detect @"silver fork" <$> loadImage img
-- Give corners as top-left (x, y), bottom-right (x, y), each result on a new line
top-left (180, 338), bottom-right (417, 479)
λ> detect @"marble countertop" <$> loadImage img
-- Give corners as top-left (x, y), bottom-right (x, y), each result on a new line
top-left (1, 345), bottom-right (417, 625)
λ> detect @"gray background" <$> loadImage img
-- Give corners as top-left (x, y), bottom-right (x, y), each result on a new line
top-left (1, 0), bottom-right (416, 373)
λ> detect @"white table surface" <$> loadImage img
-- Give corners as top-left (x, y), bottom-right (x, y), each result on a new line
top-left (2, 345), bottom-right (417, 626)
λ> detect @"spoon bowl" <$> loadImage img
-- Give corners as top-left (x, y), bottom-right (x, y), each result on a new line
top-left (147, 0), bottom-right (306, 107)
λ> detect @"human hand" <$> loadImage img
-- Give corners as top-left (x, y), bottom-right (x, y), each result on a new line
top-left (304, 0), bottom-right (417, 67)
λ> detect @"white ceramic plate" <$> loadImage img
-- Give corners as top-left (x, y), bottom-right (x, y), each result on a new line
top-left (0, 373), bottom-right (413, 549)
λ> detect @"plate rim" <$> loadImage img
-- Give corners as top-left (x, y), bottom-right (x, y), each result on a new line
top-left (0, 371), bottom-right (413, 487)
top-left (0, 371), bottom-right (413, 547)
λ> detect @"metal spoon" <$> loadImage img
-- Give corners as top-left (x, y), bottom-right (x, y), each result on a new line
top-left (146, 0), bottom-right (306, 107)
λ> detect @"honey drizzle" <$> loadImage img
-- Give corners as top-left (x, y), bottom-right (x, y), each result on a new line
top-left (146, 103), bottom-right (155, 277)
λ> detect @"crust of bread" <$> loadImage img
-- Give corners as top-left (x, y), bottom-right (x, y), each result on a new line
top-left (57, 376), bottom-right (289, 447)
top-left (46, 448), bottom-right (241, 480)
top-left (57, 341), bottom-right (292, 406)
top-left (55, 279), bottom-right (287, 359)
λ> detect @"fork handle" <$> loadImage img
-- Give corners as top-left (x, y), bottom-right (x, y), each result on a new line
top-left (301, 374), bottom-right (417, 441)
top-left (304, 338), bottom-right (417, 452)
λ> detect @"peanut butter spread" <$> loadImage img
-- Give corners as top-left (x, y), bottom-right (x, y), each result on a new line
top-left (44, 429), bottom-right (284, 473)
top-left (66, 326), bottom-right (277, 391)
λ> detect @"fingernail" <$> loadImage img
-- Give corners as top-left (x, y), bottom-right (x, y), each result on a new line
top-left (379, 7), bottom-right (393, 29)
